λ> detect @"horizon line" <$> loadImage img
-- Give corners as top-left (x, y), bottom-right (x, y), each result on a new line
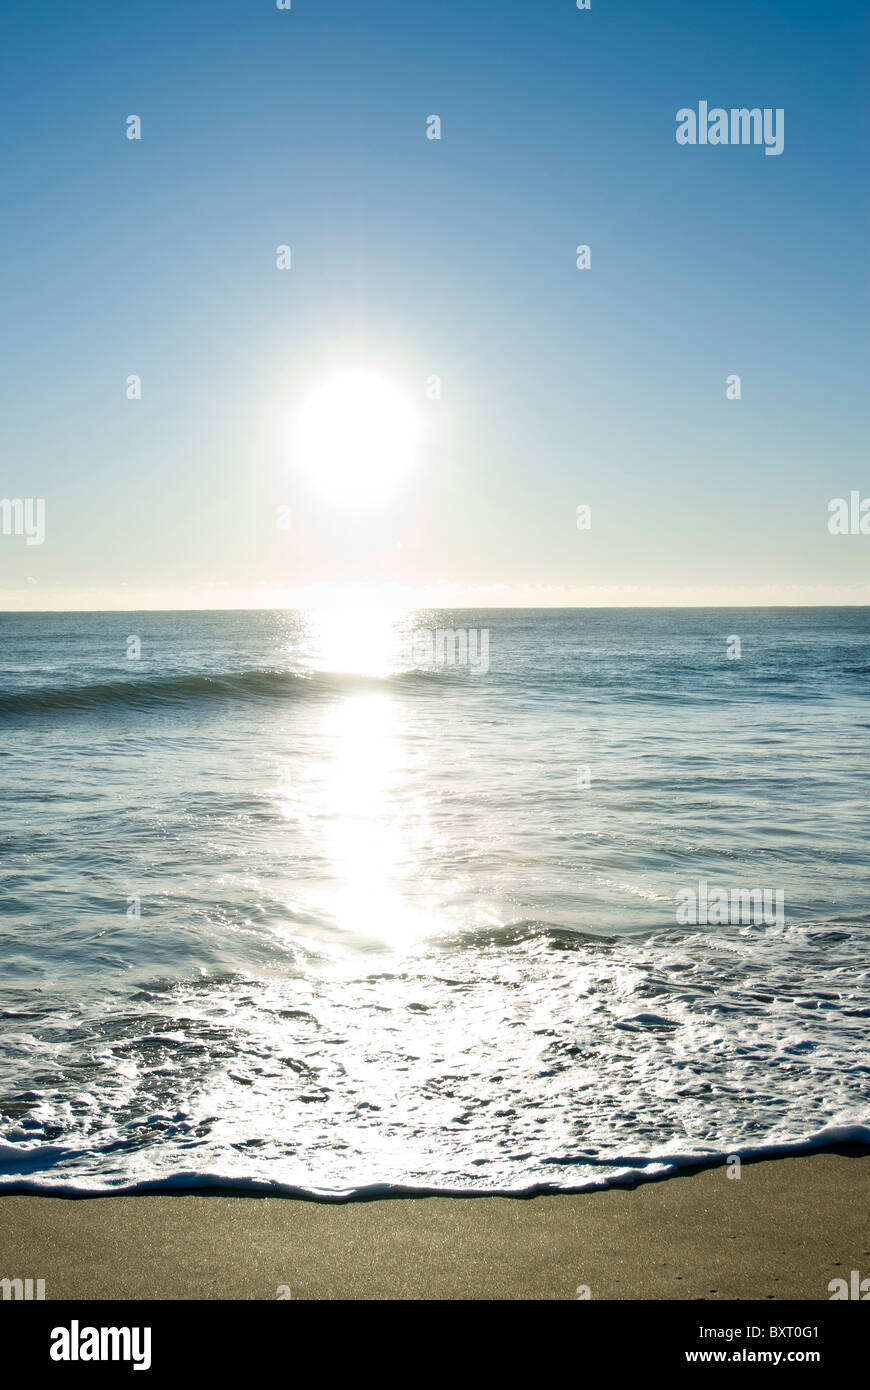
top-left (2, 602), bottom-right (869, 616)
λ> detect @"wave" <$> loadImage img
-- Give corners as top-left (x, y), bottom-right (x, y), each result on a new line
top-left (0, 1123), bottom-right (866, 1199)
top-left (3, 661), bottom-right (853, 719)
top-left (0, 667), bottom-right (438, 717)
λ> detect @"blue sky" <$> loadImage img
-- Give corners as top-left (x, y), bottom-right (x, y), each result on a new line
top-left (0, 0), bottom-right (867, 608)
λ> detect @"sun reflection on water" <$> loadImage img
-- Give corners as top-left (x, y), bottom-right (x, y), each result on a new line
top-left (301, 606), bottom-right (411, 679)
top-left (279, 608), bottom-right (440, 949)
top-left (318, 693), bottom-right (435, 947)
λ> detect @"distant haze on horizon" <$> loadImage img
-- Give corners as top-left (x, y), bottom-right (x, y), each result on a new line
top-left (3, 585), bottom-right (870, 615)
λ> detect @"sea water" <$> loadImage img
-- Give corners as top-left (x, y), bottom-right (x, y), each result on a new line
top-left (0, 607), bottom-right (868, 1194)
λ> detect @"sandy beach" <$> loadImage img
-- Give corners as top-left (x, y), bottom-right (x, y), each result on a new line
top-left (1, 1151), bottom-right (867, 1301)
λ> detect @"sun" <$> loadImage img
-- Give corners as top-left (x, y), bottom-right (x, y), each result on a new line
top-left (291, 369), bottom-right (418, 506)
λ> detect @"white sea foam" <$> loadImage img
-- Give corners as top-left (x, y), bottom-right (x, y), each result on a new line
top-left (0, 1125), bottom-right (868, 1198)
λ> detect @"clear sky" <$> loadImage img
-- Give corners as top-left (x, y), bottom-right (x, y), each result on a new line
top-left (0, 0), bottom-right (867, 609)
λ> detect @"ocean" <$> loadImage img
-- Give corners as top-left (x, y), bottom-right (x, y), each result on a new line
top-left (1, 607), bottom-right (868, 1196)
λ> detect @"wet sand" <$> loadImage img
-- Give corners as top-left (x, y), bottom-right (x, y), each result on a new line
top-left (1, 1152), bottom-right (867, 1300)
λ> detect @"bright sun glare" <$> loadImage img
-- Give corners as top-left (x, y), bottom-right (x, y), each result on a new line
top-left (292, 369), bottom-right (418, 506)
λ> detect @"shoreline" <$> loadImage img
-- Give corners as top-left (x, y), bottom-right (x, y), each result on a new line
top-left (1, 1151), bottom-right (867, 1300)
